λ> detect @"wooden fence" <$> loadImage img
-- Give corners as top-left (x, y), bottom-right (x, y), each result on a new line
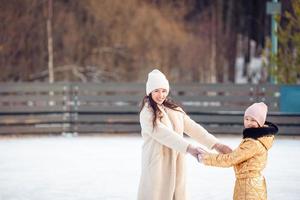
top-left (0, 82), bottom-right (299, 135)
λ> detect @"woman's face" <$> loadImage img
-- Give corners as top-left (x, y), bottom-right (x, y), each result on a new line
top-left (244, 116), bottom-right (260, 128)
top-left (151, 88), bottom-right (168, 105)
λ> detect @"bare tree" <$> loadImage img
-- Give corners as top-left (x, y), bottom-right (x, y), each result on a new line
top-left (47, 0), bottom-right (54, 83)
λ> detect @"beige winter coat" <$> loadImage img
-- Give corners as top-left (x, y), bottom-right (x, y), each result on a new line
top-left (137, 104), bottom-right (219, 200)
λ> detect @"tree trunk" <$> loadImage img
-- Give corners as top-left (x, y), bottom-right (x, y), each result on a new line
top-left (209, 2), bottom-right (217, 83)
top-left (224, 0), bottom-right (236, 82)
top-left (215, 0), bottom-right (224, 83)
top-left (47, 0), bottom-right (54, 83)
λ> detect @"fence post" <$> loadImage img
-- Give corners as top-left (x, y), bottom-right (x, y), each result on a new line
top-left (72, 83), bottom-right (79, 135)
top-left (62, 83), bottom-right (71, 135)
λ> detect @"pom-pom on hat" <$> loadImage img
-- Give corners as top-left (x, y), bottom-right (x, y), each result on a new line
top-left (146, 69), bottom-right (169, 96)
top-left (244, 102), bottom-right (268, 127)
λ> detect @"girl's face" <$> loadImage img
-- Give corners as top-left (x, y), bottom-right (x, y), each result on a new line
top-left (244, 116), bottom-right (260, 128)
top-left (151, 88), bottom-right (168, 105)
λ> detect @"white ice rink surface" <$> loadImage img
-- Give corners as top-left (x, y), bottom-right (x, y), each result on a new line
top-left (0, 134), bottom-right (299, 200)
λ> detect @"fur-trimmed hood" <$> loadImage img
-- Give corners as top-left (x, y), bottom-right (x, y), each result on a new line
top-left (243, 121), bottom-right (279, 150)
top-left (243, 121), bottom-right (278, 140)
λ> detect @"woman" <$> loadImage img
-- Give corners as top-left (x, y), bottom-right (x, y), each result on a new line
top-left (137, 69), bottom-right (232, 200)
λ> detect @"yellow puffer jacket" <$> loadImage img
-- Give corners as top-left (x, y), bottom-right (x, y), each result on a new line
top-left (202, 135), bottom-right (275, 200)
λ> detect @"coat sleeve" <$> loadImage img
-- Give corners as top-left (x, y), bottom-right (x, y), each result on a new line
top-left (202, 139), bottom-right (259, 167)
top-left (183, 113), bottom-right (219, 149)
top-left (140, 107), bottom-right (190, 154)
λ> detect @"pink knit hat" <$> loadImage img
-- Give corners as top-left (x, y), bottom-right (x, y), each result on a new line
top-left (244, 102), bottom-right (268, 127)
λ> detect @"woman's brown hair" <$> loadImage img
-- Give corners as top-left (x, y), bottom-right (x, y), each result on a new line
top-left (140, 94), bottom-right (183, 128)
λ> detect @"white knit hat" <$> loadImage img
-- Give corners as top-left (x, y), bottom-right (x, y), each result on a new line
top-left (244, 102), bottom-right (268, 127)
top-left (146, 69), bottom-right (169, 96)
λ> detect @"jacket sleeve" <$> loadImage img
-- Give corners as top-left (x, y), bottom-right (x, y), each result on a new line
top-left (183, 113), bottom-right (219, 149)
top-left (140, 107), bottom-right (190, 154)
top-left (202, 139), bottom-right (259, 167)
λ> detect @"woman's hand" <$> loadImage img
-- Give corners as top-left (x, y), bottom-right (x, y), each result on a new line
top-left (212, 143), bottom-right (232, 154)
top-left (187, 145), bottom-right (207, 162)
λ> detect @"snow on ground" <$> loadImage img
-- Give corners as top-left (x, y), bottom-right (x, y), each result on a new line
top-left (0, 134), bottom-right (299, 200)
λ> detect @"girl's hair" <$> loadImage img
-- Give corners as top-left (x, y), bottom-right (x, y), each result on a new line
top-left (140, 94), bottom-right (183, 128)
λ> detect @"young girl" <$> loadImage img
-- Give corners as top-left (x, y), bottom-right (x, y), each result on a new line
top-left (137, 69), bottom-right (232, 200)
top-left (198, 102), bottom-right (279, 200)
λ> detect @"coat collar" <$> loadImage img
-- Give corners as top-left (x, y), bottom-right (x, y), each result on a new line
top-left (158, 106), bottom-right (174, 130)
top-left (243, 121), bottom-right (279, 140)
top-left (159, 106), bottom-right (183, 134)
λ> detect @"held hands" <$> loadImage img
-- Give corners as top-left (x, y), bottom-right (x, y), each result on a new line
top-left (186, 145), bottom-right (200, 160)
top-left (187, 143), bottom-right (232, 163)
top-left (187, 145), bottom-right (208, 162)
top-left (197, 143), bottom-right (232, 163)
top-left (196, 147), bottom-right (207, 163)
